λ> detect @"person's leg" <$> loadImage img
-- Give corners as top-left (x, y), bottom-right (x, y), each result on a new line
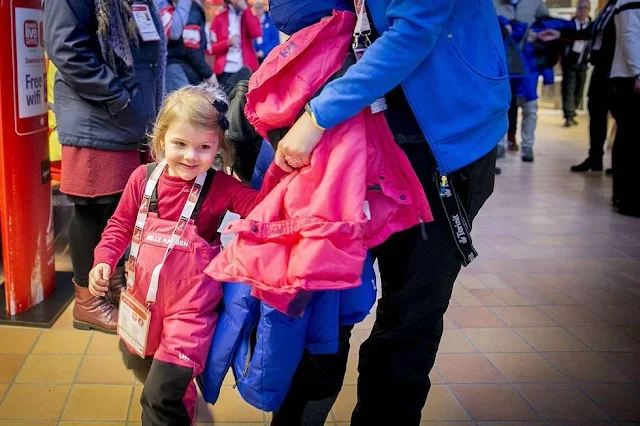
top-left (574, 68), bottom-right (588, 122)
top-left (165, 63), bottom-right (190, 95)
top-left (69, 200), bottom-right (120, 333)
top-left (270, 326), bottom-right (353, 426)
top-left (588, 72), bottom-right (609, 162)
top-left (519, 98), bottom-right (538, 161)
top-left (562, 65), bottom-right (577, 122)
top-left (507, 94), bottom-right (518, 148)
top-left (351, 143), bottom-right (495, 425)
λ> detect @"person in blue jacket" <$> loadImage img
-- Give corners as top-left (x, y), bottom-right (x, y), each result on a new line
top-left (267, 0), bottom-right (510, 425)
top-left (252, 1), bottom-right (280, 63)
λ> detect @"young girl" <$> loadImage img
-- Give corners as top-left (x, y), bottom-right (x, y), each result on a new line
top-left (88, 83), bottom-right (282, 425)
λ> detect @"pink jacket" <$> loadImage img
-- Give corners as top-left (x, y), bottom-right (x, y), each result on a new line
top-left (205, 11), bottom-right (432, 316)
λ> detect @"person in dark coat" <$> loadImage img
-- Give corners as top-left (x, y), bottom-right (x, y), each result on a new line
top-left (44, 0), bottom-right (166, 333)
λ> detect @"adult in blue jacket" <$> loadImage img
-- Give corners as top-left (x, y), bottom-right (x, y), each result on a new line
top-left (252, 1), bottom-right (280, 63)
top-left (268, 0), bottom-right (510, 425)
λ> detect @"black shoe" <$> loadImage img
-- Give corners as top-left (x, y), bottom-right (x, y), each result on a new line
top-left (570, 118), bottom-right (579, 126)
top-left (564, 119), bottom-right (573, 128)
top-left (605, 168), bottom-right (613, 176)
top-left (618, 206), bottom-right (640, 218)
top-left (570, 158), bottom-right (603, 172)
top-left (495, 167), bottom-right (502, 175)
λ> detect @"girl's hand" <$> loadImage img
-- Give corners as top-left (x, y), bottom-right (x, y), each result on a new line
top-left (89, 263), bottom-right (112, 297)
top-left (275, 112), bottom-right (325, 172)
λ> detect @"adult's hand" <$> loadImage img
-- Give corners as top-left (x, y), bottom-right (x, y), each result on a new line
top-left (229, 34), bottom-right (241, 47)
top-left (274, 113), bottom-right (325, 172)
top-left (536, 29), bottom-right (561, 42)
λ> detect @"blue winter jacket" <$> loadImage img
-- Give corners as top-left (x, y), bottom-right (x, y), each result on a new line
top-left (291, 0), bottom-right (511, 173)
top-left (198, 141), bottom-right (377, 412)
top-left (253, 13), bottom-right (280, 59)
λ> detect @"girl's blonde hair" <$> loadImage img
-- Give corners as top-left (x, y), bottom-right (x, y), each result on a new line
top-left (150, 83), bottom-right (234, 168)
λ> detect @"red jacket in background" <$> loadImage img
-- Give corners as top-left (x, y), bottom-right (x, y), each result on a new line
top-left (209, 6), bottom-right (261, 75)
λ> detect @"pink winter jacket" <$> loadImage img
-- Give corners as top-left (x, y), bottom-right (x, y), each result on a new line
top-left (205, 10), bottom-right (432, 316)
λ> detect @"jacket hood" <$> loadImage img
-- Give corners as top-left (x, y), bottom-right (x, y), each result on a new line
top-left (245, 10), bottom-right (356, 138)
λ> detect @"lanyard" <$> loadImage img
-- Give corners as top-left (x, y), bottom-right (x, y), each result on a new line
top-left (126, 160), bottom-right (207, 303)
top-left (352, 0), bottom-right (387, 113)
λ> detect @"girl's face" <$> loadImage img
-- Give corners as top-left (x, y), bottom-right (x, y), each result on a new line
top-left (162, 120), bottom-right (220, 181)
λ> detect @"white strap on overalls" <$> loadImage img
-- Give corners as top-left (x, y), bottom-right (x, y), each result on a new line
top-left (126, 161), bottom-right (207, 303)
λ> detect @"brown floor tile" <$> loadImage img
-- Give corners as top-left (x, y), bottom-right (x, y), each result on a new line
top-left (86, 332), bottom-right (121, 354)
top-left (63, 384), bottom-right (132, 421)
top-left (514, 327), bottom-right (590, 352)
top-left (445, 307), bottom-right (507, 328)
top-left (51, 304), bottom-right (76, 330)
top-left (538, 306), bottom-right (610, 326)
top-left (457, 275), bottom-right (488, 289)
top-left (14, 354), bottom-right (81, 384)
top-left (486, 353), bottom-right (566, 383)
top-left (451, 384), bottom-right (539, 421)
top-left (0, 384), bottom-right (7, 400)
top-left (469, 289), bottom-right (510, 306)
top-left (0, 422), bottom-right (57, 426)
top-left (59, 423), bottom-right (126, 426)
top-left (586, 305), bottom-right (640, 326)
top-left (32, 330), bottom-right (91, 354)
top-left (0, 328), bottom-right (40, 353)
top-left (474, 274), bottom-right (510, 289)
top-left (443, 316), bottom-right (456, 329)
top-left (451, 289), bottom-right (484, 307)
top-left (619, 326), bottom-right (640, 342)
top-left (515, 383), bottom-right (608, 421)
top-left (196, 386), bottom-right (264, 423)
top-left (330, 385), bottom-right (356, 422)
top-left (490, 289), bottom-right (532, 306)
top-left (543, 352), bottom-right (630, 383)
top-left (580, 383), bottom-right (640, 421)
top-left (438, 329), bottom-right (478, 353)
top-left (343, 354), bottom-right (358, 385)
top-left (514, 287), bottom-right (579, 306)
top-left (0, 384), bottom-right (69, 419)
top-left (197, 424), bottom-right (264, 426)
top-left (421, 385), bottom-right (470, 421)
top-left (462, 328), bottom-right (533, 353)
top-left (434, 354), bottom-right (506, 384)
top-left (599, 352), bottom-right (640, 381)
top-left (567, 326), bottom-right (640, 351)
top-left (430, 370), bottom-right (444, 385)
top-left (0, 354), bottom-right (26, 382)
top-left (491, 307), bottom-right (556, 327)
top-left (353, 311), bottom-right (376, 330)
top-left (128, 385), bottom-right (143, 422)
top-left (75, 354), bottom-right (134, 384)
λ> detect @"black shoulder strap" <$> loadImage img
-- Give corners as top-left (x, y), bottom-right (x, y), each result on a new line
top-left (145, 163), bottom-right (216, 220)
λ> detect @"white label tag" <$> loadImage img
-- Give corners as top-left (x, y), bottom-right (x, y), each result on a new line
top-left (218, 211), bottom-right (240, 248)
top-left (363, 200), bottom-right (371, 221)
top-left (572, 40), bottom-right (586, 54)
top-left (132, 5), bottom-right (161, 42)
top-left (118, 291), bottom-right (150, 358)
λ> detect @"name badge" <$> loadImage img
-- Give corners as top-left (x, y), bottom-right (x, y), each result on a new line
top-left (572, 40), bottom-right (586, 54)
top-left (132, 4), bottom-right (161, 42)
top-left (118, 291), bottom-right (151, 358)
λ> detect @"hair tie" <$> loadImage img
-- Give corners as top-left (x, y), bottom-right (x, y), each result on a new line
top-left (212, 99), bottom-right (229, 131)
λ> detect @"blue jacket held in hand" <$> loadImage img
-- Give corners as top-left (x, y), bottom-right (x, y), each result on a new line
top-left (272, 0), bottom-right (511, 173)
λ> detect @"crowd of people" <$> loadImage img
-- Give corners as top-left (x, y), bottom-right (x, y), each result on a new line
top-left (42, 0), bottom-right (638, 425)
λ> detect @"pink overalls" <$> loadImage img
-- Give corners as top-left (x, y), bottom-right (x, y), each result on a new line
top-left (119, 162), bottom-right (222, 425)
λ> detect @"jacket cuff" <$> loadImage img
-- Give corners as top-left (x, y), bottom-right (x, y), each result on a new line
top-left (105, 90), bottom-right (131, 117)
top-left (309, 97), bottom-right (337, 131)
top-left (93, 249), bottom-right (119, 275)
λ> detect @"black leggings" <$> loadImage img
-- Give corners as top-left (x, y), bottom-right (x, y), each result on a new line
top-left (68, 198), bottom-right (121, 287)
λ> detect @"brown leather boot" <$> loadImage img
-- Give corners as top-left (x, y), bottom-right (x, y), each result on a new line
top-left (73, 282), bottom-right (118, 334)
top-left (106, 266), bottom-right (127, 308)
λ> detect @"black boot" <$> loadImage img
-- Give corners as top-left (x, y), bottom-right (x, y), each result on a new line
top-left (570, 157), bottom-right (603, 172)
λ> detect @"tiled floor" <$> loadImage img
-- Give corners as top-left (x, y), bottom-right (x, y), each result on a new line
top-left (1, 114), bottom-right (640, 425)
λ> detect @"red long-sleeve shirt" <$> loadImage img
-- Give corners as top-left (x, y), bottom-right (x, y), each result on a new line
top-left (94, 164), bottom-right (283, 272)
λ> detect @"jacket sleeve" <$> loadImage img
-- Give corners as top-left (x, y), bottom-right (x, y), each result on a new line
top-left (44, 0), bottom-right (129, 115)
top-left (93, 166), bottom-right (145, 272)
top-left (243, 9), bottom-right (263, 39)
top-left (617, 6), bottom-right (640, 77)
top-left (227, 164), bottom-right (287, 217)
top-left (185, 25), bottom-right (214, 80)
top-left (156, 0), bottom-right (194, 40)
top-left (210, 18), bottom-right (231, 56)
top-left (309, 0), bottom-right (456, 130)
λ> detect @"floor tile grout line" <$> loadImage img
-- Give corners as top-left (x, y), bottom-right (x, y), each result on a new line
top-left (0, 328), bottom-right (43, 408)
top-left (57, 329), bottom-right (94, 423)
top-left (442, 383), bottom-right (475, 423)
